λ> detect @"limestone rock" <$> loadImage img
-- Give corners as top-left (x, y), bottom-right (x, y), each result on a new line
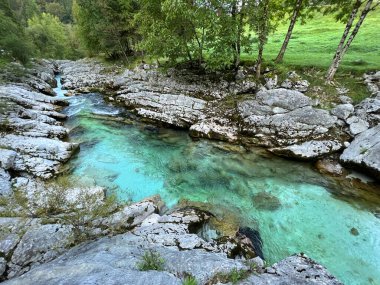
top-left (346, 116), bottom-right (369, 136)
top-left (280, 71), bottom-right (310, 93)
top-left (238, 89), bottom-right (343, 158)
top-left (363, 71), bottom-right (380, 95)
top-left (238, 254), bottom-right (343, 285)
top-left (0, 233), bottom-right (21, 257)
top-left (0, 149), bottom-right (16, 170)
top-left (0, 135), bottom-right (77, 179)
top-left (265, 74), bottom-right (278, 90)
top-left (9, 224), bottom-right (74, 277)
top-left (353, 96), bottom-right (380, 127)
top-left (190, 117), bottom-right (239, 142)
top-left (0, 257), bottom-right (6, 277)
top-left (95, 200), bottom-right (157, 229)
top-left (269, 140), bottom-right (343, 160)
top-left (117, 92), bottom-right (207, 128)
top-left (331, 104), bottom-right (354, 120)
top-left (0, 169), bottom-right (12, 196)
top-left (340, 125), bottom-right (380, 180)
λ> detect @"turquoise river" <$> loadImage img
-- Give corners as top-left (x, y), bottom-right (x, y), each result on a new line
top-left (54, 77), bottom-right (380, 285)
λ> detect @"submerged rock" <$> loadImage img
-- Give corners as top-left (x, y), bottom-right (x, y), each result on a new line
top-left (315, 159), bottom-right (345, 177)
top-left (252, 192), bottom-right (281, 211)
top-left (238, 227), bottom-right (264, 260)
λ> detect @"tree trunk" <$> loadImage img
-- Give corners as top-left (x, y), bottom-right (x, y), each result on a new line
top-left (256, 44), bottom-right (264, 79)
top-left (326, 0), bottom-right (366, 83)
top-left (256, 0), bottom-right (269, 79)
top-left (235, 0), bottom-right (246, 69)
top-left (275, 0), bottom-right (303, 63)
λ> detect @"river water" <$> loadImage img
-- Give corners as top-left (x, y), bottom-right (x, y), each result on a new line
top-left (54, 80), bottom-right (380, 285)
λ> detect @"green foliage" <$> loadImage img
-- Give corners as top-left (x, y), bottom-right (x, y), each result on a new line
top-left (0, 1), bottom-right (33, 64)
top-left (26, 12), bottom-right (67, 58)
top-left (8, 0), bottom-right (39, 26)
top-left (182, 276), bottom-right (197, 285)
top-left (136, 0), bottom-right (256, 70)
top-left (137, 250), bottom-right (165, 271)
top-left (212, 268), bottom-right (250, 284)
top-left (36, 0), bottom-right (73, 23)
top-left (73, 0), bottom-right (137, 59)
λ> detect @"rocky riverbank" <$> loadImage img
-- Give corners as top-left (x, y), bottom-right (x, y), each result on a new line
top-left (57, 59), bottom-right (380, 180)
top-left (1, 58), bottom-right (376, 284)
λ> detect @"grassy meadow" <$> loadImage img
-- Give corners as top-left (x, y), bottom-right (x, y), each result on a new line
top-left (243, 10), bottom-right (380, 73)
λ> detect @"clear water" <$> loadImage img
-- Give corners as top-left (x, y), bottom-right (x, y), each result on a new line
top-left (53, 74), bottom-right (67, 98)
top-left (58, 89), bottom-right (380, 285)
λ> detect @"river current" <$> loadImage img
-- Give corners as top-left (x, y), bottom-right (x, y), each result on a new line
top-left (54, 76), bottom-right (380, 285)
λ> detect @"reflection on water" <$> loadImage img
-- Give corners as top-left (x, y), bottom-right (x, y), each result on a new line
top-left (60, 92), bottom-right (380, 285)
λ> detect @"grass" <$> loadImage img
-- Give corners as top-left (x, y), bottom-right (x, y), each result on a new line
top-left (209, 268), bottom-right (251, 285)
top-left (242, 10), bottom-right (380, 73)
top-left (182, 276), bottom-right (197, 285)
top-left (136, 250), bottom-right (165, 271)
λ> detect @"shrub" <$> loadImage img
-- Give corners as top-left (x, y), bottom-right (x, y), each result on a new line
top-left (137, 250), bottom-right (165, 271)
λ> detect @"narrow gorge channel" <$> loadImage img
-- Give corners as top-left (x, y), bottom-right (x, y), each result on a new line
top-left (53, 75), bottom-right (380, 285)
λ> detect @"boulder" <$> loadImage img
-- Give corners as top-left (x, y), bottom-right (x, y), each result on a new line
top-left (238, 89), bottom-right (343, 158)
top-left (331, 104), bottom-right (354, 121)
top-left (346, 116), bottom-right (369, 136)
top-left (0, 149), bottom-right (16, 170)
top-left (340, 125), bottom-right (380, 180)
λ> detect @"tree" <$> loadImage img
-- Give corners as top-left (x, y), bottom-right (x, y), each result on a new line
top-left (26, 12), bottom-right (67, 58)
top-left (248, 0), bottom-right (281, 78)
top-left (326, 0), bottom-right (380, 82)
top-left (73, 0), bottom-right (138, 59)
top-left (274, 0), bottom-right (317, 63)
top-left (136, 0), bottom-right (254, 70)
top-left (0, 0), bottom-right (33, 63)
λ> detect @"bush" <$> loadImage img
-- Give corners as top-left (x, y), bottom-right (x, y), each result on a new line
top-left (137, 250), bottom-right (165, 271)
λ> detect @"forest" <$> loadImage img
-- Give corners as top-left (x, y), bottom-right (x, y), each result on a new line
top-left (0, 0), bottom-right (379, 81)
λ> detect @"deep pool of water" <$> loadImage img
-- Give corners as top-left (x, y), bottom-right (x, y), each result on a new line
top-left (57, 89), bottom-right (380, 285)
